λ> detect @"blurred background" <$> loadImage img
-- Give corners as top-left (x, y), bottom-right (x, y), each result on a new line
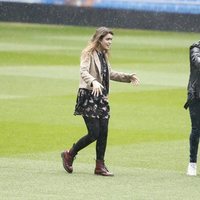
top-left (1, 0), bottom-right (200, 14)
top-left (1, 0), bottom-right (200, 32)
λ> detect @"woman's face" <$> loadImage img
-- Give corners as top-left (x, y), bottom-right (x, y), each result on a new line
top-left (100, 33), bottom-right (113, 51)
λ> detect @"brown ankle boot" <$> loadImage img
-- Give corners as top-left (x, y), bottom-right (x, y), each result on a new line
top-left (61, 150), bottom-right (75, 173)
top-left (94, 160), bottom-right (114, 176)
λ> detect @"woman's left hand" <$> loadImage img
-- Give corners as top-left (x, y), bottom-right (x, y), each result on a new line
top-left (130, 73), bottom-right (140, 86)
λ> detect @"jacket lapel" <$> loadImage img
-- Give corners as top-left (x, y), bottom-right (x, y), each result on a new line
top-left (93, 51), bottom-right (101, 75)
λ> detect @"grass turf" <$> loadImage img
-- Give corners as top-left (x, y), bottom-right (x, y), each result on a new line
top-left (0, 22), bottom-right (200, 200)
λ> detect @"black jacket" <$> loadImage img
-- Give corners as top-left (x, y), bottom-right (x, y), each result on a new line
top-left (184, 41), bottom-right (200, 109)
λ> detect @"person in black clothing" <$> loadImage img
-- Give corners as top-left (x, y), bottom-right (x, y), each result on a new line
top-left (184, 41), bottom-right (200, 176)
top-left (61, 27), bottom-right (139, 176)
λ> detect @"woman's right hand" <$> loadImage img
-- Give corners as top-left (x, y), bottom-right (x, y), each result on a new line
top-left (92, 80), bottom-right (104, 97)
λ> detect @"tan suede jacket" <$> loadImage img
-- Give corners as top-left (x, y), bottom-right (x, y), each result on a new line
top-left (79, 50), bottom-right (132, 90)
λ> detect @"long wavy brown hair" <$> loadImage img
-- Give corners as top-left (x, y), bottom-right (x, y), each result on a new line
top-left (82, 27), bottom-right (114, 56)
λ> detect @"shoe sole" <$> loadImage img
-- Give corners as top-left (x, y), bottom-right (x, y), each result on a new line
top-left (187, 173), bottom-right (197, 176)
top-left (94, 172), bottom-right (114, 177)
top-left (61, 152), bottom-right (73, 173)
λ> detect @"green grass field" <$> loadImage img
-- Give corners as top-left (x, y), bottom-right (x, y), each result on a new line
top-left (0, 22), bottom-right (200, 200)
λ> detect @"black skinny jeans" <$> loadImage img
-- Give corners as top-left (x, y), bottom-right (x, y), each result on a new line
top-left (189, 100), bottom-right (200, 163)
top-left (72, 116), bottom-right (109, 160)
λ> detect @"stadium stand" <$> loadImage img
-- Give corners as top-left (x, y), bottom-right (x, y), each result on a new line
top-left (1, 0), bottom-right (200, 14)
top-left (0, 0), bottom-right (200, 32)
top-left (93, 0), bottom-right (200, 14)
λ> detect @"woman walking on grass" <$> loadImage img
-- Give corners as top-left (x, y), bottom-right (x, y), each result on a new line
top-left (61, 27), bottom-right (139, 176)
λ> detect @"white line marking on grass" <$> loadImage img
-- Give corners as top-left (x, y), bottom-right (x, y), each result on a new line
top-left (114, 69), bottom-right (188, 87)
top-left (0, 66), bottom-right (187, 87)
top-left (0, 66), bottom-right (79, 80)
top-left (0, 94), bottom-right (26, 99)
top-left (139, 70), bottom-right (188, 87)
top-left (0, 42), bottom-right (68, 52)
top-left (35, 35), bottom-right (89, 41)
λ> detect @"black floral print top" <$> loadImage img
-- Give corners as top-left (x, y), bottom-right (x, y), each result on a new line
top-left (74, 51), bottom-right (110, 119)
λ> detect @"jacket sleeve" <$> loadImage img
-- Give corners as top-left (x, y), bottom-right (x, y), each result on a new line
top-left (80, 52), bottom-right (96, 86)
top-left (191, 47), bottom-right (200, 70)
top-left (109, 67), bottom-right (132, 83)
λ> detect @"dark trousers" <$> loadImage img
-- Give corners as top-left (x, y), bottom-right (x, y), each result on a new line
top-left (71, 116), bottom-right (109, 160)
top-left (189, 100), bottom-right (200, 163)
